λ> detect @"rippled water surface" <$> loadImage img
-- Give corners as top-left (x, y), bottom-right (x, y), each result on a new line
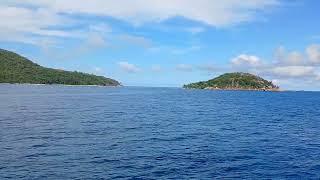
top-left (1, 84), bottom-right (320, 179)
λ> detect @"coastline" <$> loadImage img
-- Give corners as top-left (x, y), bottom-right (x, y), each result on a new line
top-left (0, 83), bottom-right (122, 88)
top-left (185, 87), bottom-right (282, 92)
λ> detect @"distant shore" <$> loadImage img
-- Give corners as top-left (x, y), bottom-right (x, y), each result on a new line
top-left (0, 83), bottom-right (122, 87)
top-left (184, 86), bottom-right (282, 92)
top-left (203, 87), bottom-right (281, 92)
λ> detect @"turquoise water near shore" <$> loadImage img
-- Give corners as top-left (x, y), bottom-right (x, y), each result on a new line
top-left (1, 84), bottom-right (320, 179)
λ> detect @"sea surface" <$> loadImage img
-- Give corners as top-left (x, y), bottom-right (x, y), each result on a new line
top-left (1, 84), bottom-right (320, 179)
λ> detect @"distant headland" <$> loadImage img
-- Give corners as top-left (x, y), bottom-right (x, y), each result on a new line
top-left (184, 72), bottom-right (280, 91)
top-left (0, 49), bottom-right (120, 86)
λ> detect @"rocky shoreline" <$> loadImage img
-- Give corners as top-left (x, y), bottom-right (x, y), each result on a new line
top-left (203, 87), bottom-right (281, 92)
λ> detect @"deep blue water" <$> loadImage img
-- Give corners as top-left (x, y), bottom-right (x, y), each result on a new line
top-left (1, 84), bottom-right (320, 179)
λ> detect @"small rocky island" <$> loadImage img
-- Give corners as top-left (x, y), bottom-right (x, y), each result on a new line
top-left (0, 49), bottom-right (120, 86)
top-left (184, 72), bottom-right (280, 91)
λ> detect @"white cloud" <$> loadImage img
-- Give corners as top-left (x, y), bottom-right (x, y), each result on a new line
top-left (271, 66), bottom-right (316, 78)
top-left (40, 32), bottom-right (107, 60)
top-left (0, 0), bottom-right (281, 46)
top-left (271, 79), bottom-right (280, 86)
top-left (274, 46), bottom-right (305, 65)
top-left (86, 33), bottom-right (107, 48)
top-left (0, 6), bottom-right (73, 44)
top-left (0, 6), bottom-right (62, 34)
top-left (286, 51), bottom-right (304, 65)
top-left (306, 44), bottom-right (320, 64)
top-left (89, 23), bottom-right (112, 34)
top-left (0, 4), bottom-right (108, 45)
top-left (118, 61), bottom-right (140, 73)
top-left (230, 50), bottom-right (319, 81)
top-left (273, 44), bottom-right (320, 66)
top-left (231, 54), bottom-right (262, 67)
top-left (4, 0), bottom-right (280, 27)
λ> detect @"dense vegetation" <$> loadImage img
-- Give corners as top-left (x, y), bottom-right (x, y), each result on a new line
top-left (184, 72), bottom-right (279, 90)
top-left (0, 49), bottom-right (120, 86)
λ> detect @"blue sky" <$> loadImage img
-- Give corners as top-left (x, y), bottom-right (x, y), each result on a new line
top-left (1, 0), bottom-right (320, 90)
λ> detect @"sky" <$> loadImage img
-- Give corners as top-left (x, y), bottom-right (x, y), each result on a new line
top-left (1, 0), bottom-right (320, 90)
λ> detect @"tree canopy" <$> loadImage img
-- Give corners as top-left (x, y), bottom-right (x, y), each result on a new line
top-left (184, 72), bottom-right (279, 90)
top-left (0, 49), bottom-right (120, 86)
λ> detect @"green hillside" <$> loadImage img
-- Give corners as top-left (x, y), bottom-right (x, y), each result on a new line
top-left (184, 72), bottom-right (279, 91)
top-left (0, 49), bottom-right (120, 86)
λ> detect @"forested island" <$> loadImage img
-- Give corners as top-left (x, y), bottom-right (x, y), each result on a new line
top-left (0, 49), bottom-right (120, 86)
top-left (184, 72), bottom-right (280, 91)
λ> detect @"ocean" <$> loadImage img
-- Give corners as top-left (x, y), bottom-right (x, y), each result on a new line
top-left (1, 84), bottom-right (320, 179)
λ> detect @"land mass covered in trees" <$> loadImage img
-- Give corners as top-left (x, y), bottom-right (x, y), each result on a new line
top-left (184, 72), bottom-right (279, 91)
top-left (0, 49), bottom-right (120, 86)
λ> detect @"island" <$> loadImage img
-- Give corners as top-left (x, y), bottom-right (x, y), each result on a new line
top-left (0, 49), bottom-right (120, 86)
top-left (183, 72), bottom-right (280, 91)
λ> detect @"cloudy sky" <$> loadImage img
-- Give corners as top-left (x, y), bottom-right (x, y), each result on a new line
top-left (1, 0), bottom-right (320, 90)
